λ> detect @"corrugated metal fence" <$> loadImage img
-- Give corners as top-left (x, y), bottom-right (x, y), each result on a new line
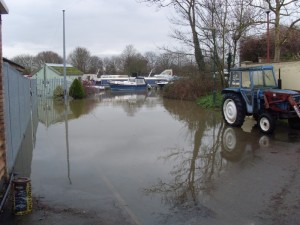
top-left (37, 78), bottom-right (71, 98)
top-left (1, 62), bottom-right (37, 181)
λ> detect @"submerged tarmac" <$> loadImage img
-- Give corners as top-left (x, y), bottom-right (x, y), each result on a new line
top-left (1, 91), bottom-right (300, 225)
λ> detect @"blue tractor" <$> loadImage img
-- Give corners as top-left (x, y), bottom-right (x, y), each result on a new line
top-left (222, 65), bottom-right (300, 134)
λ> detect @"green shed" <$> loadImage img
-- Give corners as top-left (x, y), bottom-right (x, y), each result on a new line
top-left (33, 63), bottom-right (84, 97)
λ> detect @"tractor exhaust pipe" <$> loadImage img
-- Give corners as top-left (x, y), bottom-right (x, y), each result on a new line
top-left (278, 68), bottom-right (282, 89)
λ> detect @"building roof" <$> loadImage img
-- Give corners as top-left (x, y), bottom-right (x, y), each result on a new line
top-left (3, 58), bottom-right (26, 73)
top-left (46, 63), bottom-right (84, 76)
top-left (0, 0), bottom-right (8, 14)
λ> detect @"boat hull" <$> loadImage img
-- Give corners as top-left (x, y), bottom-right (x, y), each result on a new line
top-left (109, 83), bottom-right (148, 91)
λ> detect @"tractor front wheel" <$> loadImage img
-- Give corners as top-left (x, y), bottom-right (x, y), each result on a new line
top-left (222, 93), bottom-right (246, 127)
top-left (258, 113), bottom-right (276, 134)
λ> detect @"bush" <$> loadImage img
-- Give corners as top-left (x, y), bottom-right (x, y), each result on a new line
top-left (162, 77), bottom-right (217, 101)
top-left (53, 85), bottom-right (64, 100)
top-left (69, 79), bottom-right (86, 99)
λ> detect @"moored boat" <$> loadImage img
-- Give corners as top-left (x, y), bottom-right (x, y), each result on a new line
top-left (144, 69), bottom-right (179, 87)
top-left (156, 80), bottom-right (169, 88)
top-left (100, 74), bottom-right (129, 86)
top-left (109, 77), bottom-right (149, 91)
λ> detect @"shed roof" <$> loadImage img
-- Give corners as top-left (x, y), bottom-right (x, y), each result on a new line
top-left (3, 57), bottom-right (26, 74)
top-left (0, 0), bottom-right (8, 14)
top-left (47, 64), bottom-right (84, 76)
top-left (3, 57), bottom-right (25, 69)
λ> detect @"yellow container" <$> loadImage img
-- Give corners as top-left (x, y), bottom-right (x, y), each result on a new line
top-left (12, 177), bottom-right (32, 215)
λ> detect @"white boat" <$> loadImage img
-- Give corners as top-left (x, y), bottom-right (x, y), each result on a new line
top-left (89, 85), bottom-right (106, 90)
top-left (100, 74), bottom-right (129, 86)
top-left (83, 69), bottom-right (179, 88)
top-left (156, 80), bottom-right (169, 88)
top-left (144, 69), bottom-right (179, 87)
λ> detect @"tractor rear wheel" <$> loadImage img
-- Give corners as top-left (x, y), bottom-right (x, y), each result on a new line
top-left (222, 93), bottom-right (246, 127)
top-left (288, 117), bottom-right (300, 130)
top-left (258, 112), bottom-right (276, 134)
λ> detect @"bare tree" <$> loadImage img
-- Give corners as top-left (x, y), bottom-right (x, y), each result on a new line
top-left (87, 56), bottom-right (103, 74)
top-left (121, 45), bottom-right (148, 75)
top-left (144, 51), bottom-right (158, 73)
top-left (35, 51), bottom-right (63, 68)
top-left (228, 0), bottom-right (262, 66)
top-left (102, 56), bottom-right (122, 74)
top-left (250, 0), bottom-right (300, 62)
top-left (140, 0), bottom-right (264, 82)
top-left (68, 47), bottom-right (91, 73)
top-left (11, 54), bottom-right (37, 74)
top-left (140, 0), bottom-right (206, 79)
top-left (267, 0), bottom-right (300, 62)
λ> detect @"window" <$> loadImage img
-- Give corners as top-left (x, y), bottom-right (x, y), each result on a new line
top-left (252, 71), bottom-right (264, 87)
top-left (252, 69), bottom-right (276, 88)
top-left (230, 71), bottom-right (240, 87)
top-left (263, 70), bottom-right (276, 87)
top-left (241, 71), bottom-right (251, 88)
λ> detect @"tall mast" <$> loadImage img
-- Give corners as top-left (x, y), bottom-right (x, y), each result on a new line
top-left (63, 10), bottom-right (67, 103)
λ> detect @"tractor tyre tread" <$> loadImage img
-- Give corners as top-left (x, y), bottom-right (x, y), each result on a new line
top-left (222, 93), bottom-right (246, 127)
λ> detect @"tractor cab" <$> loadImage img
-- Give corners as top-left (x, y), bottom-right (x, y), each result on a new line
top-left (228, 65), bottom-right (277, 89)
top-left (226, 66), bottom-right (278, 115)
top-left (222, 65), bottom-right (300, 133)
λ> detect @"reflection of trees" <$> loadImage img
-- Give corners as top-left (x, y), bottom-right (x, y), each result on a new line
top-left (37, 98), bottom-right (98, 127)
top-left (145, 99), bottom-right (225, 211)
top-left (145, 99), bottom-right (270, 223)
top-left (97, 91), bottom-right (161, 117)
top-left (69, 99), bottom-right (98, 118)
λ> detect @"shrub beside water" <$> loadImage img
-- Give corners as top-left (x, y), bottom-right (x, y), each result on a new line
top-left (162, 77), bottom-right (223, 109)
top-left (53, 85), bottom-right (64, 100)
top-left (163, 78), bottom-right (214, 100)
top-left (69, 79), bottom-right (86, 99)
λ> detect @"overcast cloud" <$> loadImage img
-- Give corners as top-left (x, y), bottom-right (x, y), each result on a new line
top-left (2, 0), bottom-right (174, 59)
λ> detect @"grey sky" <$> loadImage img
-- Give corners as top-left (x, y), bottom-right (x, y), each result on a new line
top-left (2, 0), bottom-right (174, 59)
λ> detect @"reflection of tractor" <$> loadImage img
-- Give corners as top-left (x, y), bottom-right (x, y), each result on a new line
top-left (222, 65), bottom-right (300, 134)
top-left (221, 126), bottom-right (269, 162)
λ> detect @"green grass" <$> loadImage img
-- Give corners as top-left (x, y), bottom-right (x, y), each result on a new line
top-left (196, 92), bottom-right (222, 109)
top-left (52, 66), bottom-right (83, 75)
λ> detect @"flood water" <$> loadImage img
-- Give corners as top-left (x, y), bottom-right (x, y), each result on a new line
top-left (12, 90), bottom-right (300, 225)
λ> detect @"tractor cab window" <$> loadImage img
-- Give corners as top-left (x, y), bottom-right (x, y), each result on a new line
top-left (229, 71), bottom-right (240, 87)
top-left (252, 70), bottom-right (276, 88)
top-left (252, 71), bottom-right (264, 87)
top-left (241, 71), bottom-right (251, 88)
top-left (263, 70), bottom-right (276, 87)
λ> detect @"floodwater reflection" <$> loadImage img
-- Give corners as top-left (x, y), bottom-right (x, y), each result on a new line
top-left (13, 103), bottom-right (39, 178)
top-left (144, 100), bottom-right (224, 223)
top-left (37, 97), bottom-right (101, 127)
top-left (12, 92), bottom-right (300, 225)
top-left (144, 99), bottom-right (300, 224)
top-left (97, 90), bottom-right (161, 116)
